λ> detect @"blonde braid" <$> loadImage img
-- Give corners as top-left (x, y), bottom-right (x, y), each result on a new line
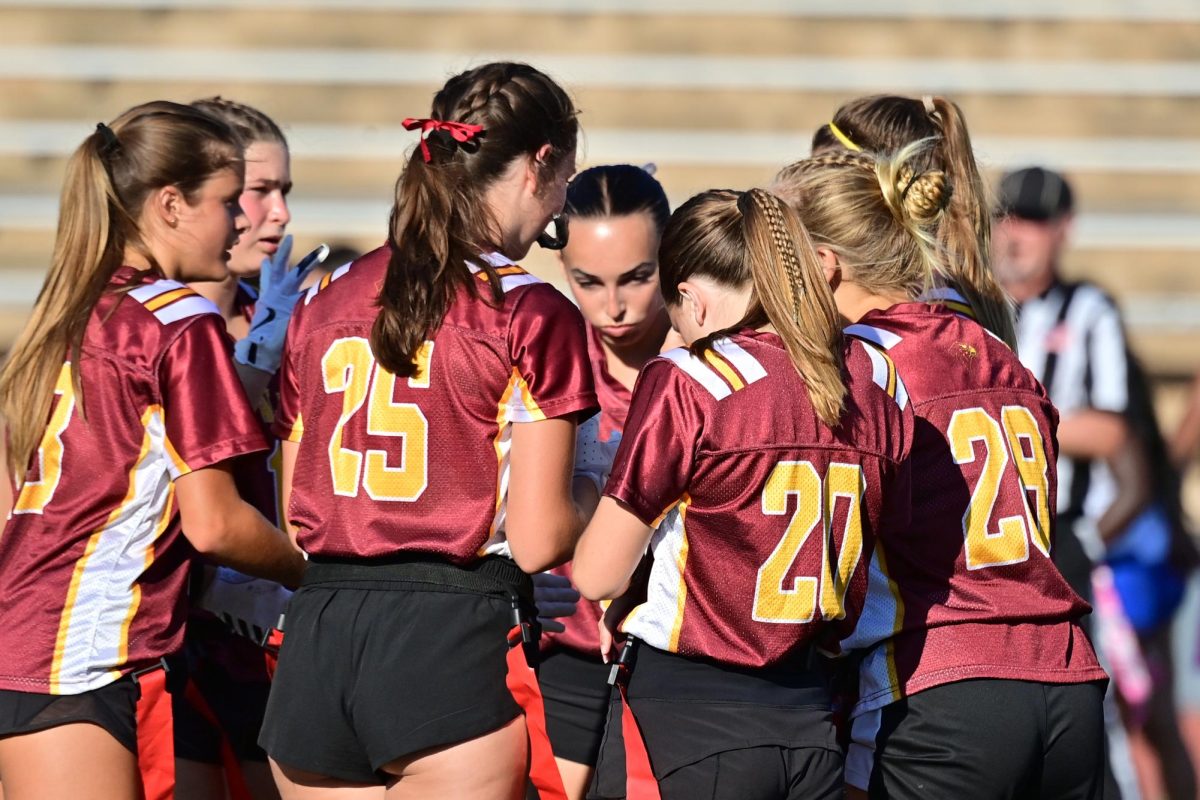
top-left (747, 189), bottom-right (808, 327)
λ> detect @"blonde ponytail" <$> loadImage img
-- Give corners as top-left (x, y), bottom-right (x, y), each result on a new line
top-left (811, 93), bottom-right (1017, 349)
top-left (658, 188), bottom-right (847, 429)
top-left (739, 189), bottom-right (845, 427)
top-left (926, 96), bottom-right (1018, 349)
top-left (0, 103), bottom-right (242, 475)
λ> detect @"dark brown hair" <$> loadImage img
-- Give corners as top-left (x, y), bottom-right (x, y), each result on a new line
top-left (372, 62), bottom-right (578, 377)
top-left (812, 95), bottom-right (1017, 349)
top-left (0, 101), bottom-right (241, 474)
top-left (565, 164), bottom-right (670, 234)
top-left (658, 188), bottom-right (846, 427)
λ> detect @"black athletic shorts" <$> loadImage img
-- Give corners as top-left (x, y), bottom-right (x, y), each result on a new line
top-left (590, 642), bottom-right (842, 800)
top-left (259, 557), bottom-right (528, 785)
top-left (847, 678), bottom-right (1106, 799)
top-left (541, 647), bottom-right (612, 766)
top-left (0, 677), bottom-right (139, 753)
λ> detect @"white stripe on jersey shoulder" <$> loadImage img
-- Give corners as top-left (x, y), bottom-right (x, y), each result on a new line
top-left (303, 261), bottom-right (353, 305)
top-left (469, 252), bottom-right (543, 292)
top-left (856, 340), bottom-right (909, 410)
top-left (710, 337), bottom-right (768, 385)
top-left (659, 347), bottom-right (732, 400)
top-left (127, 279), bottom-right (219, 325)
top-left (844, 323), bottom-right (902, 350)
top-left (920, 286), bottom-right (968, 305)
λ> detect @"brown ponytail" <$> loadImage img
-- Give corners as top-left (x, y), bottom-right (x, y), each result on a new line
top-left (0, 102), bottom-right (241, 475)
top-left (372, 62), bottom-right (578, 377)
top-left (811, 94), bottom-right (1017, 349)
top-left (659, 188), bottom-right (846, 428)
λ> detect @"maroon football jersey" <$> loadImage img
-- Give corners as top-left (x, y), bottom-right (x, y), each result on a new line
top-left (0, 268), bottom-right (268, 694)
top-left (605, 330), bottom-right (914, 669)
top-left (275, 247), bottom-right (598, 562)
top-left (544, 322), bottom-right (634, 656)
top-left (841, 303), bottom-right (1107, 717)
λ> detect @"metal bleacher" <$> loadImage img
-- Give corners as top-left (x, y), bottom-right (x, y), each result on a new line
top-left (1, 0), bottom-right (1198, 379)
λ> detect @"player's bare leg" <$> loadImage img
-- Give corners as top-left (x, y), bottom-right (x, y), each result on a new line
top-left (555, 756), bottom-right (594, 800)
top-left (0, 723), bottom-right (140, 800)
top-left (382, 716), bottom-right (528, 800)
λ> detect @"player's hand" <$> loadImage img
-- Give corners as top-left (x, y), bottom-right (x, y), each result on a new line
top-left (532, 571), bottom-right (581, 634)
top-left (573, 415), bottom-right (620, 495)
top-left (599, 600), bottom-right (626, 663)
top-left (233, 236), bottom-right (329, 375)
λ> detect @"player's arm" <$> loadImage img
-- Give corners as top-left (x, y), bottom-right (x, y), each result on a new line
top-left (573, 497), bottom-right (653, 601)
top-left (279, 438), bottom-right (301, 548)
top-left (175, 463), bottom-right (305, 587)
top-left (506, 417), bottom-right (596, 574)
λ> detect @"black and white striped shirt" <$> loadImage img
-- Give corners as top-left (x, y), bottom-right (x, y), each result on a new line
top-left (1015, 280), bottom-right (1130, 527)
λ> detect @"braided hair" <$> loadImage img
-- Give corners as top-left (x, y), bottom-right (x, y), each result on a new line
top-left (773, 142), bottom-right (951, 303)
top-left (373, 62), bottom-right (578, 377)
top-left (658, 188), bottom-right (846, 427)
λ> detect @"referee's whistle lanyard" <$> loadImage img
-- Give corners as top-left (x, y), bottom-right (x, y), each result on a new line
top-left (507, 595), bottom-right (570, 800)
top-left (608, 637), bottom-right (663, 800)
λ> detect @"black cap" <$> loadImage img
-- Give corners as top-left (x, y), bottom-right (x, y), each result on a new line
top-left (997, 166), bottom-right (1073, 221)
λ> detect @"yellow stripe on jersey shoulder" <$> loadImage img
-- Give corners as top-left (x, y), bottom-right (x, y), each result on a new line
top-left (471, 253), bottom-right (542, 293)
top-left (660, 338), bottom-right (766, 400)
top-left (855, 340), bottom-right (909, 410)
top-left (127, 280), bottom-right (218, 325)
top-left (303, 262), bottom-right (353, 306)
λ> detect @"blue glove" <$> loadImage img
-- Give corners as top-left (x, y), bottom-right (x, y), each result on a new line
top-left (233, 236), bottom-right (329, 374)
top-left (573, 414), bottom-right (620, 494)
top-left (532, 571), bottom-right (582, 633)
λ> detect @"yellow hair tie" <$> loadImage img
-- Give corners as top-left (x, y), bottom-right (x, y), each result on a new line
top-left (828, 121), bottom-right (861, 152)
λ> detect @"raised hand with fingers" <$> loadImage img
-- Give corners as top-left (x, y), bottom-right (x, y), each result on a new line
top-left (233, 235), bottom-right (329, 375)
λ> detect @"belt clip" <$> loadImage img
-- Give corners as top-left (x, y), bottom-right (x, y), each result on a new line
top-left (509, 596), bottom-right (536, 648)
top-left (130, 657), bottom-right (169, 685)
top-left (607, 636), bottom-right (637, 687)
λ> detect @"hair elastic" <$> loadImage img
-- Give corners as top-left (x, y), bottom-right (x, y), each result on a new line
top-left (922, 95), bottom-right (940, 118)
top-left (828, 121), bottom-right (861, 152)
top-left (95, 122), bottom-right (121, 159)
top-left (402, 117), bottom-right (485, 163)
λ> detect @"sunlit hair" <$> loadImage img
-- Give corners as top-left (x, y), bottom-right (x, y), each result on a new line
top-left (658, 188), bottom-right (846, 427)
top-left (191, 96), bottom-right (287, 149)
top-left (773, 141), bottom-right (950, 309)
top-left (0, 102), bottom-right (241, 474)
top-left (812, 94), bottom-right (1016, 349)
top-left (372, 62), bottom-right (578, 378)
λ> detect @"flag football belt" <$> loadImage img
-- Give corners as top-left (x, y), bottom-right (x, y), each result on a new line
top-left (128, 658), bottom-right (174, 800)
top-left (302, 555), bottom-right (568, 799)
top-left (607, 637), bottom-right (662, 800)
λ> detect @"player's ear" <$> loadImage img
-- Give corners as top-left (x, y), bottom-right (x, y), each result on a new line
top-left (815, 246), bottom-right (841, 289)
top-left (526, 144), bottom-right (554, 193)
top-left (677, 280), bottom-right (707, 327)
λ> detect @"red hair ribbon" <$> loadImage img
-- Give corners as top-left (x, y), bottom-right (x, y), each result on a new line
top-left (402, 117), bottom-right (484, 163)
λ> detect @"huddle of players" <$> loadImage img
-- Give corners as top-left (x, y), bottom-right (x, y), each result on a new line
top-left (0, 61), bottom-right (1107, 800)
